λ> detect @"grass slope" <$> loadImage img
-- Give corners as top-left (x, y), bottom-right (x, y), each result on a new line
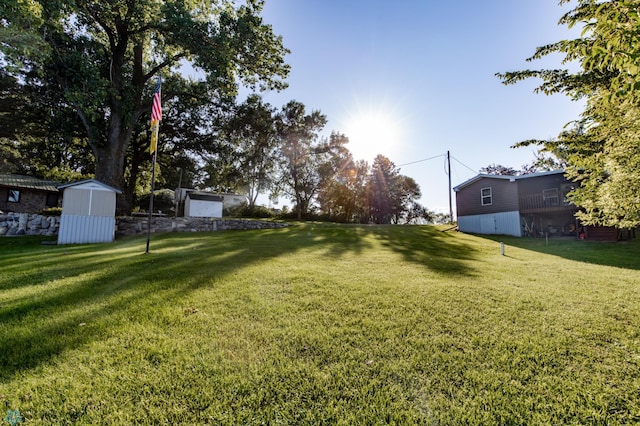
top-left (0, 225), bottom-right (639, 425)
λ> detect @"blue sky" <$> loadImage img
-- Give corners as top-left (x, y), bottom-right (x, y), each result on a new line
top-left (255, 1), bottom-right (584, 214)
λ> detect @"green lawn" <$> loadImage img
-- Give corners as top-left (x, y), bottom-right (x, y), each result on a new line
top-left (0, 224), bottom-right (639, 425)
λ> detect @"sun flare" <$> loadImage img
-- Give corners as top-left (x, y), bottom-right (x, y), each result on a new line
top-left (343, 106), bottom-right (404, 163)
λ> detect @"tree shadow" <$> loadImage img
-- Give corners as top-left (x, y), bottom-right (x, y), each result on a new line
top-left (368, 225), bottom-right (478, 276)
top-left (0, 223), bottom-right (479, 380)
top-left (478, 234), bottom-right (640, 270)
top-left (277, 223), bottom-right (479, 276)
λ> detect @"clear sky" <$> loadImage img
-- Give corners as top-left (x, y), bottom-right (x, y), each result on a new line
top-left (254, 1), bottom-right (584, 214)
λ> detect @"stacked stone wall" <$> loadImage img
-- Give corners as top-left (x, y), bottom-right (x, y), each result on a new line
top-left (0, 213), bottom-right (59, 236)
top-left (1, 214), bottom-right (287, 238)
top-left (116, 216), bottom-right (288, 236)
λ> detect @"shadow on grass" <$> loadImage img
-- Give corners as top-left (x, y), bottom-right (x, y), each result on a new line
top-left (479, 234), bottom-right (640, 270)
top-left (0, 223), bottom-right (478, 380)
top-left (370, 225), bottom-right (478, 276)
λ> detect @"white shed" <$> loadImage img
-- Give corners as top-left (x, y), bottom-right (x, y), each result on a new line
top-left (176, 188), bottom-right (246, 212)
top-left (57, 179), bottom-right (122, 244)
top-left (184, 192), bottom-right (223, 218)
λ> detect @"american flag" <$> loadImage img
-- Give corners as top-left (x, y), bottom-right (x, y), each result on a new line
top-left (150, 77), bottom-right (162, 154)
top-left (151, 77), bottom-right (162, 123)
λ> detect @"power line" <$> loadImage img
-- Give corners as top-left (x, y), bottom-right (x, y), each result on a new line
top-left (397, 153), bottom-right (446, 167)
top-left (451, 155), bottom-right (478, 174)
top-left (398, 153), bottom-right (478, 173)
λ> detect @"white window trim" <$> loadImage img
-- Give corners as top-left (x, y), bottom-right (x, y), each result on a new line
top-left (8, 189), bottom-right (20, 203)
top-left (481, 187), bottom-right (492, 206)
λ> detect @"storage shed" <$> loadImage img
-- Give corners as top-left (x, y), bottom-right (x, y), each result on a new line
top-left (57, 179), bottom-right (122, 244)
top-left (184, 192), bottom-right (223, 218)
top-left (176, 188), bottom-right (246, 215)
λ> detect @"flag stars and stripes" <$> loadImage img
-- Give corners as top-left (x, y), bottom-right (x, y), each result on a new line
top-left (149, 77), bottom-right (162, 154)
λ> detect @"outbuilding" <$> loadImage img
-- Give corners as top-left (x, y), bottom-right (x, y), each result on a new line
top-left (57, 179), bottom-right (122, 244)
top-left (0, 174), bottom-right (60, 214)
top-left (184, 192), bottom-right (223, 218)
top-left (176, 188), bottom-right (246, 216)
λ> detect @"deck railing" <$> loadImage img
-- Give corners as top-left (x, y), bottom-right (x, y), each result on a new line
top-left (519, 193), bottom-right (575, 213)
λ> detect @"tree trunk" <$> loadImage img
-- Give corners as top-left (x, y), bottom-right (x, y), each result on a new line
top-left (93, 132), bottom-right (130, 214)
top-left (87, 34), bottom-right (143, 215)
top-left (295, 194), bottom-right (302, 220)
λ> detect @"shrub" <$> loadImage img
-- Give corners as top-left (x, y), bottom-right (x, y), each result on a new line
top-left (231, 204), bottom-right (275, 219)
top-left (41, 207), bottom-right (62, 216)
top-left (138, 189), bottom-right (175, 214)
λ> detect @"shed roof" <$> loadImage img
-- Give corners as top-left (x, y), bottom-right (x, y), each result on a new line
top-left (187, 192), bottom-right (223, 202)
top-left (57, 179), bottom-right (122, 194)
top-left (453, 170), bottom-right (565, 192)
top-left (0, 174), bottom-right (61, 192)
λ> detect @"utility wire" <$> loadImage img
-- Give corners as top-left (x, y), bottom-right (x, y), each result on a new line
top-left (451, 155), bottom-right (478, 174)
top-left (397, 153), bottom-right (446, 167)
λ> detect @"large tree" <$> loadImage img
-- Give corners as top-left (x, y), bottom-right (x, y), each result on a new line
top-left (479, 164), bottom-right (519, 176)
top-left (0, 67), bottom-right (95, 180)
top-left (274, 100), bottom-right (327, 220)
top-left (1, 0), bottom-right (289, 211)
top-left (215, 94), bottom-right (278, 207)
top-left (498, 0), bottom-right (640, 229)
top-left (480, 155), bottom-right (566, 176)
top-left (316, 146), bottom-right (369, 223)
top-left (367, 155), bottom-right (421, 224)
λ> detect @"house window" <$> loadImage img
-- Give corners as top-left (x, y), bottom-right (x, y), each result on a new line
top-left (543, 188), bottom-right (559, 206)
top-left (7, 189), bottom-right (20, 203)
top-left (481, 187), bottom-right (492, 206)
top-left (46, 192), bottom-right (59, 207)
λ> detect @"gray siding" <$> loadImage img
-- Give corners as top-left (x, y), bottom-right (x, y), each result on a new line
top-left (58, 215), bottom-right (116, 244)
top-left (62, 188), bottom-right (116, 217)
top-left (62, 188), bottom-right (89, 215)
top-left (457, 211), bottom-right (521, 236)
top-left (58, 182), bottom-right (118, 244)
top-left (516, 173), bottom-right (568, 196)
top-left (89, 190), bottom-right (116, 217)
top-left (456, 178), bottom-right (519, 217)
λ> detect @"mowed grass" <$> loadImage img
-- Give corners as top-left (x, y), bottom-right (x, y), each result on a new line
top-left (0, 224), bottom-right (639, 425)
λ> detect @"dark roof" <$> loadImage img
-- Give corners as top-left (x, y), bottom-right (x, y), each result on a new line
top-left (0, 174), bottom-right (61, 192)
top-left (187, 192), bottom-right (223, 202)
top-left (453, 170), bottom-right (565, 192)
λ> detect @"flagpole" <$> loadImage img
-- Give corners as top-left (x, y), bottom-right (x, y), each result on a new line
top-left (145, 76), bottom-right (162, 254)
top-left (447, 150), bottom-right (453, 224)
top-left (145, 150), bottom-right (157, 254)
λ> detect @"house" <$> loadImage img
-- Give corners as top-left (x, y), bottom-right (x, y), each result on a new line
top-left (57, 179), bottom-right (122, 244)
top-left (454, 170), bottom-right (618, 240)
top-left (0, 174), bottom-right (61, 214)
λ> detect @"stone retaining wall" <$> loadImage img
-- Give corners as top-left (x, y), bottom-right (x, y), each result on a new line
top-left (116, 216), bottom-right (288, 237)
top-left (0, 213), bottom-right (59, 236)
top-left (0, 213), bottom-right (287, 238)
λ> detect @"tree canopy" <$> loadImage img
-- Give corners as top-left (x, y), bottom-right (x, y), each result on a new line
top-left (214, 94), bottom-right (278, 207)
top-left (274, 100), bottom-right (328, 220)
top-left (498, 0), bottom-right (640, 229)
top-left (367, 155), bottom-right (421, 224)
top-left (1, 1), bottom-right (437, 222)
top-left (1, 0), bottom-right (290, 211)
